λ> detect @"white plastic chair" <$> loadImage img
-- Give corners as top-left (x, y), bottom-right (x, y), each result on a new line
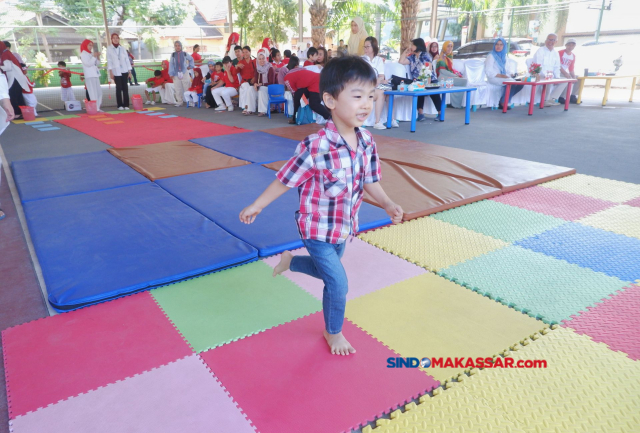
top-left (462, 59), bottom-right (488, 110)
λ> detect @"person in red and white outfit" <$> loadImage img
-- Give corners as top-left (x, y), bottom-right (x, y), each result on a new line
top-left (558, 38), bottom-right (579, 104)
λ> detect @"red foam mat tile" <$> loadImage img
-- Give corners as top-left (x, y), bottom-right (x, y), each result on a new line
top-left (200, 312), bottom-right (439, 433)
top-left (2, 292), bottom-right (192, 418)
top-left (54, 114), bottom-right (249, 147)
top-left (562, 284), bottom-right (640, 360)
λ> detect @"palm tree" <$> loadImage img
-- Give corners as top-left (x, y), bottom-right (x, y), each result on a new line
top-left (400, 0), bottom-right (420, 51)
top-left (309, 0), bottom-right (329, 47)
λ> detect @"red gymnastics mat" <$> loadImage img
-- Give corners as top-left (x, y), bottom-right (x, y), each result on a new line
top-left (55, 114), bottom-right (249, 148)
top-left (200, 312), bottom-right (439, 433)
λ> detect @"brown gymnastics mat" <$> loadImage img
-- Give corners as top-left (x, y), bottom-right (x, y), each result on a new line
top-left (108, 141), bottom-right (251, 181)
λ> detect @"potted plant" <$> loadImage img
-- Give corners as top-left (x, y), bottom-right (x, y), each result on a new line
top-left (527, 62), bottom-right (542, 82)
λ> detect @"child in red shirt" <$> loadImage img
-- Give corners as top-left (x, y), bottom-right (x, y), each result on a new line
top-left (184, 68), bottom-right (204, 106)
top-left (303, 47), bottom-right (319, 66)
top-left (58, 61), bottom-right (76, 102)
top-left (284, 68), bottom-right (330, 124)
top-left (145, 70), bottom-right (165, 105)
top-left (212, 56), bottom-right (239, 111)
top-left (22, 68), bottom-right (38, 116)
top-left (236, 46), bottom-right (256, 84)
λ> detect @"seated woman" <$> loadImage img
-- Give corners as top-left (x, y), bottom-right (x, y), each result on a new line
top-left (484, 37), bottom-right (523, 110)
top-left (435, 41), bottom-right (468, 108)
top-left (428, 41), bottom-right (440, 73)
top-left (243, 50), bottom-right (277, 116)
top-left (284, 68), bottom-right (330, 125)
top-left (362, 36), bottom-right (398, 129)
top-left (158, 60), bottom-right (176, 105)
top-left (399, 37), bottom-right (441, 122)
top-left (278, 56), bottom-right (300, 85)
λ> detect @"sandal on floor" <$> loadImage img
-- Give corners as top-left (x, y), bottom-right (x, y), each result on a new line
top-left (288, 119), bottom-right (296, 124)
top-left (258, 112), bottom-right (267, 117)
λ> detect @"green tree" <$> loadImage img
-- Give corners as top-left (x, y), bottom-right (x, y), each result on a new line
top-left (54, 0), bottom-right (188, 26)
top-left (232, 0), bottom-right (252, 46)
top-left (15, 0), bottom-right (59, 61)
top-left (246, 0), bottom-right (298, 46)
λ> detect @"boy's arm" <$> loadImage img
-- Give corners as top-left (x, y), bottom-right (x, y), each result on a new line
top-left (364, 182), bottom-right (403, 224)
top-left (239, 180), bottom-right (290, 224)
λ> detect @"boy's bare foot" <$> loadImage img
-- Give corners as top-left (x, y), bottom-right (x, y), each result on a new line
top-left (324, 330), bottom-right (356, 355)
top-left (272, 251), bottom-right (293, 277)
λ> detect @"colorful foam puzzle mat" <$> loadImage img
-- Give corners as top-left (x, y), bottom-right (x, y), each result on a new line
top-left (262, 238), bottom-right (427, 301)
top-left (540, 173), bottom-right (640, 203)
top-left (11, 151), bottom-right (149, 202)
top-left (200, 312), bottom-right (440, 433)
top-left (152, 261), bottom-right (321, 352)
top-left (439, 245), bottom-right (629, 323)
top-left (23, 183), bottom-right (257, 310)
top-left (107, 140), bottom-right (251, 180)
top-left (578, 204), bottom-right (640, 240)
top-left (157, 164), bottom-right (392, 256)
top-left (191, 131), bottom-right (301, 164)
top-left (516, 222), bottom-right (640, 282)
top-left (365, 328), bottom-right (640, 433)
top-left (54, 114), bottom-right (249, 147)
top-left (345, 273), bottom-right (548, 382)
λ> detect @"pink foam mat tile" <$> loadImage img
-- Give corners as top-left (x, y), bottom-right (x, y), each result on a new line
top-left (8, 355), bottom-right (257, 433)
top-left (262, 238), bottom-right (427, 301)
top-left (2, 292), bottom-right (192, 419)
top-left (562, 284), bottom-right (640, 360)
top-left (625, 196), bottom-right (640, 208)
top-left (200, 312), bottom-right (439, 433)
top-left (490, 185), bottom-right (616, 221)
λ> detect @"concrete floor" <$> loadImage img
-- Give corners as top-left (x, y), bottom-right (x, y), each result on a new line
top-left (0, 84), bottom-right (637, 433)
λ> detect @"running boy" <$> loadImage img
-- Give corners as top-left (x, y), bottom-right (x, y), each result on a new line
top-left (58, 61), bottom-right (76, 102)
top-left (239, 57), bottom-right (403, 356)
top-left (144, 70), bottom-right (164, 105)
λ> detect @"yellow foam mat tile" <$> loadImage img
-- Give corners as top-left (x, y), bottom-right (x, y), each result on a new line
top-left (359, 217), bottom-right (508, 271)
top-left (346, 273), bottom-right (547, 383)
top-left (578, 205), bottom-right (640, 240)
top-left (142, 106), bottom-right (165, 111)
top-left (12, 118), bottom-right (49, 124)
top-left (540, 173), bottom-right (640, 203)
top-left (365, 328), bottom-right (640, 433)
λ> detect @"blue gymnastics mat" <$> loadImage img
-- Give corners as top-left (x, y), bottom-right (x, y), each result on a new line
top-left (24, 183), bottom-right (258, 311)
top-left (191, 131), bottom-right (300, 164)
top-left (11, 151), bottom-right (149, 202)
top-left (157, 164), bottom-right (392, 256)
top-left (516, 222), bottom-right (640, 282)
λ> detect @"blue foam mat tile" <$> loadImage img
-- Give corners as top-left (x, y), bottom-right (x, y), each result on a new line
top-left (37, 127), bottom-right (60, 131)
top-left (516, 222), bottom-right (640, 282)
top-left (11, 151), bottom-right (150, 202)
top-left (157, 164), bottom-right (391, 256)
top-left (191, 131), bottom-right (300, 164)
top-left (160, 115), bottom-right (178, 118)
top-left (24, 183), bottom-right (258, 311)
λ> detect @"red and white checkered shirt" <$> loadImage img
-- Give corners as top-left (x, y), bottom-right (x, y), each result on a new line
top-left (276, 120), bottom-right (382, 244)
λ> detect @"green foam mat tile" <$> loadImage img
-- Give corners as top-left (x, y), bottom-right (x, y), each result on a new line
top-left (439, 245), bottom-right (629, 324)
top-left (346, 273), bottom-right (548, 383)
top-left (365, 327), bottom-right (640, 433)
top-left (359, 217), bottom-right (508, 272)
top-left (540, 173), bottom-right (640, 203)
top-left (45, 114), bottom-right (80, 121)
top-left (430, 200), bottom-right (567, 243)
top-left (151, 261), bottom-right (321, 352)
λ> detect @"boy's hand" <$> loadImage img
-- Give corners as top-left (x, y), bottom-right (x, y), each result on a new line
top-left (385, 202), bottom-right (404, 224)
top-left (239, 204), bottom-right (263, 224)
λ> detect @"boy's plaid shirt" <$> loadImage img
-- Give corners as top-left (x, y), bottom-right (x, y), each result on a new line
top-left (276, 120), bottom-right (381, 244)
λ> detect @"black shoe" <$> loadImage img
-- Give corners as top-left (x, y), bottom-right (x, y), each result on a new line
top-left (558, 97), bottom-right (566, 105)
top-left (498, 103), bottom-right (504, 110)
top-left (570, 95), bottom-right (578, 104)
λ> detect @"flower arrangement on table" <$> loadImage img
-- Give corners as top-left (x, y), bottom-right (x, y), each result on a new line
top-left (417, 63), bottom-right (432, 83)
top-left (526, 62), bottom-right (542, 81)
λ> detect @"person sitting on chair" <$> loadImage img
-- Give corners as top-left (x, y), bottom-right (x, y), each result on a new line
top-left (558, 38), bottom-right (579, 104)
top-left (484, 38), bottom-right (524, 110)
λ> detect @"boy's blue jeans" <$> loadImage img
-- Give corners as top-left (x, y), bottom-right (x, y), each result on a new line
top-left (290, 239), bottom-right (347, 335)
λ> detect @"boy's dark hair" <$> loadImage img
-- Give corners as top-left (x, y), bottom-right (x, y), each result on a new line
top-left (234, 45), bottom-right (242, 51)
top-left (307, 47), bottom-right (318, 57)
top-left (154, 70), bottom-right (162, 76)
top-left (364, 36), bottom-right (379, 57)
top-left (222, 56), bottom-right (232, 64)
top-left (3, 41), bottom-right (10, 48)
top-left (193, 44), bottom-right (200, 50)
top-left (320, 56), bottom-right (376, 99)
top-left (58, 61), bottom-right (66, 67)
top-left (215, 61), bottom-right (223, 67)
top-left (284, 49), bottom-right (291, 58)
top-left (339, 39), bottom-right (344, 43)
top-left (287, 56), bottom-right (299, 69)
top-left (242, 46), bottom-right (251, 52)
top-left (411, 38), bottom-right (427, 53)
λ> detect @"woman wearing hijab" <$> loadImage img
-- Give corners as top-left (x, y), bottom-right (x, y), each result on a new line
top-left (262, 38), bottom-right (274, 52)
top-left (241, 50), bottom-right (275, 115)
top-left (168, 41), bottom-right (194, 107)
top-left (0, 41), bottom-right (29, 118)
top-left (435, 40), bottom-right (468, 108)
top-left (428, 41), bottom-right (440, 73)
top-left (158, 60), bottom-right (177, 105)
top-left (348, 17), bottom-right (368, 56)
top-left (225, 32), bottom-right (240, 58)
top-left (79, 39), bottom-right (103, 112)
top-left (107, 33), bottom-right (132, 110)
top-left (399, 37), bottom-right (441, 122)
top-left (485, 37), bottom-right (523, 110)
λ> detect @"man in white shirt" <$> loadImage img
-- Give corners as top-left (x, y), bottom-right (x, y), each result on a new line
top-left (106, 33), bottom-right (132, 110)
top-left (531, 33), bottom-right (567, 106)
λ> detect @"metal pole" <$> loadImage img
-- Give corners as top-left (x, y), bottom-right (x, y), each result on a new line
top-left (375, 13), bottom-right (381, 42)
top-left (34, 28), bottom-right (41, 53)
top-left (430, 0), bottom-right (438, 39)
top-left (101, 0), bottom-right (111, 46)
top-left (227, 0), bottom-right (234, 34)
top-left (594, 0), bottom-right (606, 43)
top-left (507, 7), bottom-right (514, 53)
top-left (298, 0), bottom-right (304, 48)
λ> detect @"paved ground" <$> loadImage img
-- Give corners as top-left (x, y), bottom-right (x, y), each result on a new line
top-left (0, 84), bottom-right (637, 433)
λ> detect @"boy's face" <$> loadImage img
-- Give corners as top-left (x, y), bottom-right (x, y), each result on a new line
top-left (215, 64), bottom-right (222, 72)
top-left (243, 49), bottom-right (251, 60)
top-left (235, 48), bottom-right (242, 58)
top-left (223, 62), bottom-right (231, 70)
top-left (275, 53), bottom-right (282, 62)
top-left (324, 80), bottom-right (375, 129)
top-left (309, 53), bottom-right (318, 62)
top-left (565, 42), bottom-right (576, 53)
